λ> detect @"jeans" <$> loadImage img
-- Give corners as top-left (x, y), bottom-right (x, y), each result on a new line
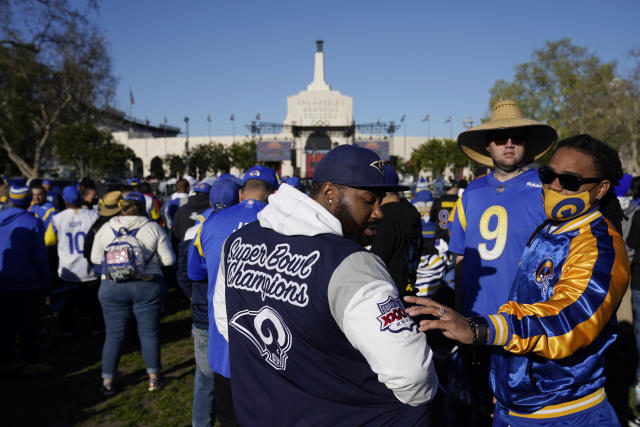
top-left (193, 326), bottom-right (215, 427)
top-left (632, 289), bottom-right (640, 381)
top-left (98, 277), bottom-right (165, 380)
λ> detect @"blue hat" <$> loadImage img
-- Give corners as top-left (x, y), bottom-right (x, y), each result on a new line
top-left (285, 176), bottom-right (301, 189)
top-left (42, 179), bottom-right (52, 187)
top-left (210, 178), bottom-right (241, 209)
top-left (127, 178), bottom-right (141, 186)
top-left (62, 185), bottom-right (81, 205)
top-left (216, 173), bottom-right (242, 186)
top-left (242, 165), bottom-right (280, 188)
top-left (314, 145), bottom-right (407, 192)
top-left (193, 182), bottom-right (211, 194)
top-left (124, 191), bottom-right (145, 202)
top-left (415, 177), bottom-right (429, 193)
top-left (10, 178), bottom-right (25, 187)
top-left (615, 173), bottom-right (633, 197)
top-left (9, 185), bottom-right (30, 206)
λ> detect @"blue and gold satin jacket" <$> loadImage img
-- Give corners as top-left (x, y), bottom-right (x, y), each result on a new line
top-left (483, 208), bottom-right (629, 418)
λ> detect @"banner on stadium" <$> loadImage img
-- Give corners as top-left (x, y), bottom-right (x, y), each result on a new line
top-left (354, 141), bottom-right (390, 161)
top-left (306, 152), bottom-right (328, 178)
top-left (257, 141), bottom-right (292, 162)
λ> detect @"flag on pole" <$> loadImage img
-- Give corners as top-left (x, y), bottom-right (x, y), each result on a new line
top-left (207, 114), bottom-right (211, 123)
top-left (444, 116), bottom-right (452, 123)
top-left (256, 113), bottom-right (261, 121)
top-left (163, 116), bottom-right (168, 124)
top-left (462, 117), bottom-right (473, 129)
top-left (230, 114), bottom-right (235, 121)
top-left (422, 114), bottom-right (430, 122)
top-left (129, 89), bottom-right (135, 105)
top-left (400, 114), bottom-right (406, 122)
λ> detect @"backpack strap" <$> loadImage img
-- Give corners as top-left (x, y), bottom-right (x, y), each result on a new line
top-left (129, 220), bottom-right (157, 265)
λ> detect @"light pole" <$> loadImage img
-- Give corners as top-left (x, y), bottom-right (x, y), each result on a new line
top-left (184, 116), bottom-right (190, 176)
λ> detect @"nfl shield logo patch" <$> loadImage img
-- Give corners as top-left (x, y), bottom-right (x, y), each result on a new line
top-left (376, 296), bottom-right (414, 333)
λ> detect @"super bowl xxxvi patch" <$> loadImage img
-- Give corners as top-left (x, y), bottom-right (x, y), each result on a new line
top-left (377, 296), bottom-right (414, 333)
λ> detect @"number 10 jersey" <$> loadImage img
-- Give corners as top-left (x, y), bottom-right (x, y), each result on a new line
top-left (45, 207), bottom-right (99, 283)
top-left (448, 168), bottom-right (547, 316)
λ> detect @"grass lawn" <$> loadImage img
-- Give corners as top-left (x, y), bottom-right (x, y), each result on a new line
top-left (4, 287), bottom-right (204, 426)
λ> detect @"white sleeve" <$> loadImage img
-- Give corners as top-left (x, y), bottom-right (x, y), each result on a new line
top-left (328, 251), bottom-right (439, 406)
top-left (153, 224), bottom-right (175, 266)
top-left (90, 222), bottom-right (109, 265)
top-left (213, 253), bottom-right (228, 341)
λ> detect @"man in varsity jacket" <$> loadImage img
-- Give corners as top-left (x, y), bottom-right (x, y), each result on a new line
top-left (214, 145), bottom-right (439, 426)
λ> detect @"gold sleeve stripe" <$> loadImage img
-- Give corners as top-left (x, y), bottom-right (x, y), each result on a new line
top-left (452, 197), bottom-right (466, 231)
top-left (194, 224), bottom-right (205, 257)
top-left (44, 223), bottom-right (57, 246)
top-left (508, 387), bottom-right (605, 419)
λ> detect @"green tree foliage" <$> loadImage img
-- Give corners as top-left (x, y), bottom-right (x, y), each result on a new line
top-left (91, 142), bottom-right (135, 178)
top-left (410, 138), bottom-right (466, 176)
top-left (150, 156), bottom-right (165, 179)
top-left (0, 0), bottom-right (114, 178)
top-left (228, 141), bottom-right (257, 172)
top-left (488, 38), bottom-right (640, 172)
top-left (164, 154), bottom-right (186, 179)
top-left (52, 122), bottom-right (118, 177)
top-left (189, 142), bottom-right (231, 178)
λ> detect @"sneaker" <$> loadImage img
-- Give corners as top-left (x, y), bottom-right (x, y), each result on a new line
top-left (100, 382), bottom-right (115, 396)
top-left (148, 377), bottom-right (164, 391)
top-left (629, 414), bottom-right (640, 427)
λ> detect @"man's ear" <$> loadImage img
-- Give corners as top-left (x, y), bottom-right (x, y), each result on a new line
top-left (321, 182), bottom-right (340, 210)
top-left (238, 188), bottom-right (244, 202)
top-left (595, 180), bottom-right (610, 201)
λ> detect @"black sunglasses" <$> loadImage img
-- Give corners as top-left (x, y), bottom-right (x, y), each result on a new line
top-left (538, 166), bottom-right (603, 192)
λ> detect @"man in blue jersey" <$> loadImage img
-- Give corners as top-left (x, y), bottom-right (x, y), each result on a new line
top-left (193, 166), bottom-right (278, 427)
top-left (447, 99), bottom-right (557, 425)
top-left (214, 145), bottom-right (439, 426)
top-left (181, 176), bottom-right (241, 427)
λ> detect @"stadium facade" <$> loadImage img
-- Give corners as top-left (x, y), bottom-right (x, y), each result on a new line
top-left (112, 41), bottom-right (434, 177)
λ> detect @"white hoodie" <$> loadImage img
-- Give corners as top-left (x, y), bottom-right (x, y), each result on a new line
top-left (214, 183), bottom-right (438, 406)
top-left (90, 215), bottom-right (175, 277)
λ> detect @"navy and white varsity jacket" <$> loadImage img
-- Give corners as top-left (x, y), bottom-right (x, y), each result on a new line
top-left (214, 183), bottom-right (438, 426)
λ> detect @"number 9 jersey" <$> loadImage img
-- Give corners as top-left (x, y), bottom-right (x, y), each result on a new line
top-left (448, 168), bottom-right (547, 316)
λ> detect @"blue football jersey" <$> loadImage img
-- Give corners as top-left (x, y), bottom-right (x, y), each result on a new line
top-left (448, 168), bottom-right (546, 316)
top-left (195, 199), bottom-right (267, 378)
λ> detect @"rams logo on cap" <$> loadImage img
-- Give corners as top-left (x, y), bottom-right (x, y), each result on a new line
top-left (369, 160), bottom-right (384, 174)
top-left (250, 170), bottom-right (260, 177)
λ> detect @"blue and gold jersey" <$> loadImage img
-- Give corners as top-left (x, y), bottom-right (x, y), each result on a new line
top-left (484, 209), bottom-right (629, 417)
top-left (448, 169), bottom-right (546, 315)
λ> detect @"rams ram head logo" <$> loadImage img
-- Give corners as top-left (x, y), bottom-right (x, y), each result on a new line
top-left (369, 160), bottom-right (384, 174)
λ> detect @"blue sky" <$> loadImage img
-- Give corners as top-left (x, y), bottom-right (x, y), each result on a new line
top-left (97, 0), bottom-right (639, 140)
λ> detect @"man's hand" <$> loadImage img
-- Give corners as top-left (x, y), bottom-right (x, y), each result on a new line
top-left (403, 296), bottom-right (474, 344)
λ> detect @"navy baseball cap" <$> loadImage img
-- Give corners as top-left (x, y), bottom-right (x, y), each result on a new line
top-left (242, 165), bottom-right (280, 188)
top-left (62, 185), bottom-right (82, 205)
top-left (193, 182), bottom-right (211, 194)
top-left (127, 178), bottom-right (141, 186)
top-left (314, 145), bottom-right (407, 192)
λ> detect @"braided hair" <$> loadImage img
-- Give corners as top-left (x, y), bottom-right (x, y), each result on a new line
top-left (556, 134), bottom-right (624, 233)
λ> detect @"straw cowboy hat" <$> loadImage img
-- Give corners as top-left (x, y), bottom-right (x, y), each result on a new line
top-left (457, 99), bottom-right (557, 167)
top-left (98, 190), bottom-right (124, 216)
